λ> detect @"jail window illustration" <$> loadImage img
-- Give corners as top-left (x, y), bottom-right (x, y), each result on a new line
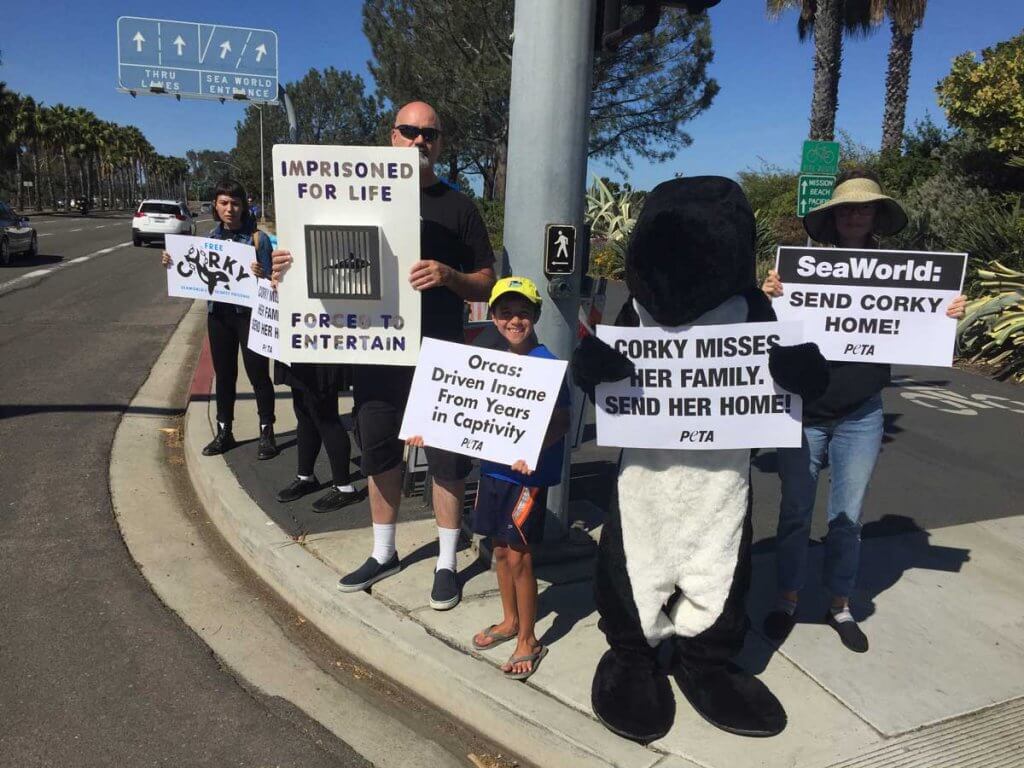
top-left (304, 225), bottom-right (382, 300)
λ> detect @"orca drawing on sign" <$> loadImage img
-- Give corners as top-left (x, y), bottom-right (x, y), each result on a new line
top-left (176, 244), bottom-right (251, 295)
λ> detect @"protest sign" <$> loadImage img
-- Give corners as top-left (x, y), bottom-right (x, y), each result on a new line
top-left (773, 246), bottom-right (967, 366)
top-left (595, 322), bottom-right (804, 450)
top-left (272, 144), bottom-right (422, 366)
top-left (247, 279), bottom-right (280, 360)
top-left (165, 234), bottom-right (256, 308)
top-left (399, 338), bottom-right (569, 468)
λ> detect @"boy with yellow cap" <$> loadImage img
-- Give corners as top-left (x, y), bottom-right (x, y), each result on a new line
top-left (469, 276), bottom-right (571, 680)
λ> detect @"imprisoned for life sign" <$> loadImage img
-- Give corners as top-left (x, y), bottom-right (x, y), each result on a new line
top-left (773, 246), bottom-right (966, 366)
top-left (595, 322), bottom-right (804, 450)
top-left (165, 234), bottom-right (256, 308)
top-left (399, 338), bottom-right (568, 468)
top-left (247, 279), bottom-right (280, 360)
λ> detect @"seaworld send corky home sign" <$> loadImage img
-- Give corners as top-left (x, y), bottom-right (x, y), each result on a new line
top-left (272, 145), bottom-right (422, 366)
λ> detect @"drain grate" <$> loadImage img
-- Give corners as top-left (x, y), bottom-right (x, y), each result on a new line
top-left (823, 697), bottom-right (1024, 768)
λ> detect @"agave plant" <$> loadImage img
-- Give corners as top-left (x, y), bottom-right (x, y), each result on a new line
top-left (958, 261), bottom-right (1024, 382)
top-left (586, 175), bottom-right (641, 280)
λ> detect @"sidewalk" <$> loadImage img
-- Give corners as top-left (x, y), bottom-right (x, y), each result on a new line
top-left (184, 323), bottom-right (1024, 768)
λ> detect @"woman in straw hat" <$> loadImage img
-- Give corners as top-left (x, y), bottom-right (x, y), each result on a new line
top-left (760, 169), bottom-right (965, 653)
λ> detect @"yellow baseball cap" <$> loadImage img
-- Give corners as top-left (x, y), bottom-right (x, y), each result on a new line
top-left (488, 276), bottom-right (542, 308)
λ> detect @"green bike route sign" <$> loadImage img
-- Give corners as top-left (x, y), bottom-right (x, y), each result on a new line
top-left (797, 174), bottom-right (836, 217)
top-left (801, 140), bottom-right (841, 175)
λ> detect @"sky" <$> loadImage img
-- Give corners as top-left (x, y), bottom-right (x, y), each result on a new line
top-left (3, 1), bottom-right (1022, 192)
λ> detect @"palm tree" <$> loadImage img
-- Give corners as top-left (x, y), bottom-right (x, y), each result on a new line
top-left (880, 0), bottom-right (927, 153)
top-left (768, 0), bottom-right (878, 140)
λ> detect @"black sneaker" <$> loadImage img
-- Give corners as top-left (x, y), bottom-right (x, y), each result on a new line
top-left (276, 476), bottom-right (319, 503)
top-left (826, 610), bottom-right (869, 653)
top-left (311, 487), bottom-right (362, 513)
top-left (202, 424), bottom-right (236, 456)
top-left (763, 610), bottom-right (796, 641)
top-left (256, 424), bottom-right (278, 460)
top-left (429, 568), bottom-right (460, 611)
top-left (338, 553), bottom-right (401, 592)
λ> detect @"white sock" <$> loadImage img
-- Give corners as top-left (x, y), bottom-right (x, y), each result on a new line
top-left (335, 484), bottom-right (356, 493)
top-left (297, 474), bottom-right (314, 481)
top-left (830, 605), bottom-right (855, 623)
top-left (372, 523), bottom-right (396, 565)
top-left (436, 526), bottom-right (460, 573)
top-left (777, 597), bottom-right (798, 616)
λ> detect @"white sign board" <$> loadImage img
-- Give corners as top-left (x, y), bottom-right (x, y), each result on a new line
top-left (165, 234), bottom-right (256, 307)
top-left (247, 279), bottom-right (280, 360)
top-left (595, 322), bottom-right (804, 450)
top-left (399, 338), bottom-right (568, 468)
top-left (272, 144), bottom-right (422, 365)
top-left (773, 247), bottom-right (966, 366)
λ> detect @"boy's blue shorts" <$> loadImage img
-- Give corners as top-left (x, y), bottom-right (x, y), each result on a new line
top-left (472, 474), bottom-right (547, 548)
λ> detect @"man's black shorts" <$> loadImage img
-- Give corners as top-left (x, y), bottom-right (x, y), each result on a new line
top-left (352, 365), bottom-right (472, 481)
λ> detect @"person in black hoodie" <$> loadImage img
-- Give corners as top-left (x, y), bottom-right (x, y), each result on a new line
top-left (761, 170), bottom-right (965, 653)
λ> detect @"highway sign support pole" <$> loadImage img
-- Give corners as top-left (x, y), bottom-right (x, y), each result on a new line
top-left (259, 103), bottom-right (266, 224)
top-left (502, 0), bottom-right (597, 537)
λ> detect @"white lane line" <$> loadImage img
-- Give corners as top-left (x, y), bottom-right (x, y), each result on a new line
top-left (69, 228), bottom-right (83, 232)
top-left (38, 233), bottom-right (53, 237)
top-left (0, 240), bottom-right (132, 294)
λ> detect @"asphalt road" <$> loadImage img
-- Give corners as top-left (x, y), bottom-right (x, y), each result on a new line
top-left (0, 213), bottom-right (371, 767)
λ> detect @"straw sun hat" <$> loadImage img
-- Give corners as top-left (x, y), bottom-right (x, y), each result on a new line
top-left (803, 176), bottom-right (909, 244)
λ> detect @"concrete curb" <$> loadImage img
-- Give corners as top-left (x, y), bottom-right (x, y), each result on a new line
top-left (183, 377), bottom-right (684, 768)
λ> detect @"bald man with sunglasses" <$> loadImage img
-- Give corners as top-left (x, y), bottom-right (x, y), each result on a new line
top-left (273, 101), bottom-right (495, 608)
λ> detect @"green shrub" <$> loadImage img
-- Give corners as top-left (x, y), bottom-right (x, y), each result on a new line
top-left (958, 261), bottom-right (1024, 382)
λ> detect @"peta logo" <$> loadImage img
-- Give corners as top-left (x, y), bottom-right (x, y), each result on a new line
top-left (177, 243), bottom-right (251, 295)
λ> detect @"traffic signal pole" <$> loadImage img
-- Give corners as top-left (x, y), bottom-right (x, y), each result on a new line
top-left (501, 0), bottom-right (598, 536)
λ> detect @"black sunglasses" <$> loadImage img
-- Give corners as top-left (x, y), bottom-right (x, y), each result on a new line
top-left (394, 124), bottom-right (441, 142)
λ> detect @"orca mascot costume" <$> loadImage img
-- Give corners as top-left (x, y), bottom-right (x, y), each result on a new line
top-left (573, 176), bottom-right (827, 743)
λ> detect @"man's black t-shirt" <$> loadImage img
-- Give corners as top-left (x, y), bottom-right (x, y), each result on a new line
top-left (419, 182), bottom-right (494, 342)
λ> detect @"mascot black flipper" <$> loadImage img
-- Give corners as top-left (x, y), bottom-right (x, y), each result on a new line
top-left (576, 177), bottom-right (820, 743)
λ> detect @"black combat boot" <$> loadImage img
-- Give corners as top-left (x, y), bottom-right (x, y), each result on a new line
top-left (256, 423), bottom-right (278, 460)
top-left (202, 422), bottom-right (236, 456)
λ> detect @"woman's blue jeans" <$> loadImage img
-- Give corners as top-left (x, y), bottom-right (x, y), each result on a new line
top-left (775, 395), bottom-right (884, 599)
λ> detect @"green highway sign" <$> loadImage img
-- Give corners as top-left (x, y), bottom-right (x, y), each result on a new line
top-left (801, 140), bottom-right (841, 175)
top-left (797, 174), bottom-right (836, 217)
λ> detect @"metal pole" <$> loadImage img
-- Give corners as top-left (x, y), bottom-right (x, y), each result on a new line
top-left (259, 103), bottom-right (266, 224)
top-left (502, 0), bottom-right (597, 537)
top-left (278, 85), bottom-right (297, 143)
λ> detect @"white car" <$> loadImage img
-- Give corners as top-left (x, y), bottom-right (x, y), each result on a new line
top-left (132, 199), bottom-right (196, 246)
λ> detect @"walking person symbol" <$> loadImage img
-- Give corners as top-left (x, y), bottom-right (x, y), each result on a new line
top-left (554, 229), bottom-right (570, 263)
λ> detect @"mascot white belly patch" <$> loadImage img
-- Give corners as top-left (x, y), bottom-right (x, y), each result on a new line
top-left (621, 295), bottom-right (750, 644)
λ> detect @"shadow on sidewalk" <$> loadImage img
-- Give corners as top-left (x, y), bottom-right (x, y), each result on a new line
top-left (742, 514), bottom-right (971, 674)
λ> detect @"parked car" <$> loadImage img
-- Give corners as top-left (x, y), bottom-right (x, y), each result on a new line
top-left (132, 199), bottom-right (196, 246)
top-left (0, 202), bottom-right (38, 265)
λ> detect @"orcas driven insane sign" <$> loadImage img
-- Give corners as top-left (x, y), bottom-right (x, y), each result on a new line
top-left (595, 322), bottom-right (804, 450)
top-left (272, 144), bottom-right (421, 365)
top-left (399, 339), bottom-right (568, 468)
top-left (773, 246), bottom-right (966, 366)
top-left (165, 234), bottom-right (256, 308)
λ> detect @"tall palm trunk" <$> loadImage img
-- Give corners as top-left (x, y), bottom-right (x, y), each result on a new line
top-left (31, 153), bottom-right (41, 209)
top-left (808, 0), bottom-right (843, 140)
top-left (44, 150), bottom-right (57, 208)
top-left (881, 19), bottom-right (914, 154)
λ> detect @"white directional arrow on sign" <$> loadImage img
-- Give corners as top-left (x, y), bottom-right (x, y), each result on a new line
top-left (255, 43), bottom-right (267, 63)
top-left (219, 40), bottom-right (232, 59)
top-left (133, 31), bottom-right (146, 52)
top-left (801, 180), bottom-right (808, 192)
top-left (173, 35), bottom-right (186, 55)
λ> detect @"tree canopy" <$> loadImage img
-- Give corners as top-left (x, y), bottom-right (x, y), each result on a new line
top-left (363, 0), bottom-right (718, 199)
top-left (937, 32), bottom-right (1024, 155)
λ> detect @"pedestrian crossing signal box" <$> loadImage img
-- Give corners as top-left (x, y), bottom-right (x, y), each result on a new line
top-left (544, 224), bottom-right (576, 277)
